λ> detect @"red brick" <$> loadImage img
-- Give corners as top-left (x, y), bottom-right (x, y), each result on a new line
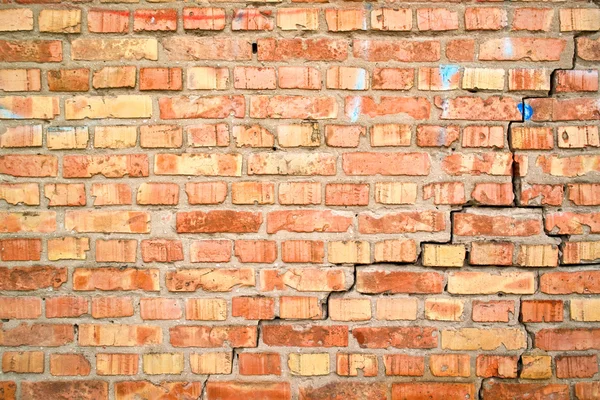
top-left (0, 323), bottom-right (73, 346)
top-left (453, 211), bottom-right (541, 237)
top-left (235, 240), bottom-right (277, 263)
top-left (357, 270), bottom-right (444, 294)
top-left (0, 40), bottom-right (62, 62)
top-left (239, 353), bottom-right (281, 375)
top-left (134, 9), bottom-right (177, 31)
top-left (556, 355), bottom-right (598, 378)
top-left (140, 68), bottom-right (182, 91)
top-left (177, 210), bottom-right (262, 233)
top-left (232, 9), bottom-right (273, 31)
top-left (343, 152), bottom-right (430, 176)
top-left (0, 266), bottom-right (66, 291)
top-left (183, 7), bottom-right (225, 30)
top-left (232, 297), bottom-right (275, 320)
top-left (513, 8), bottom-right (553, 31)
top-left (278, 66), bottom-right (321, 90)
top-left (436, 96), bottom-right (521, 121)
top-left (465, 8), bottom-right (507, 30)
top-left (258, 38), bottom-right (347, 61)
top-left (536, 328), bottom-right (600, 351)
top-left (91, 297), bottom-right (134, 318)
top-left (206, 382), bottom-right (290, 400)
top-left (393, 383), bottom-right (475, 400)
top-left (477, 355), bottom-right (518, 378)
top-left (325, 183), bottom-right (369, 206)
top-left (520, 300), bottom-right (563, 322)
top-left (46, 296), bottom-right (87, 318)
top-left (471, 183), bottom-right (514, 205)
top-left (140, 298), bottom-right (182, 320)
top-left (479, 38), bottom-right (566, 61)
top-left (545, 212), bottom-right (600, 234)
top-left (354, 327), bottom-right (437, 349)
top-left (423, 182), bottom-right (465, 205)
top-left (170, 325), bottom-right (257, 347)
top-left (50, 354), bottom-right (90, 376)
top-left (88, 9), bottom-right (129, 33)
top-left (190, 240), bottom-right (231, 263)
top-left (446, 39), bottom-right (475, 62)
top-left (384, 354), bottom-right (425, 376)
top-left (481, 381), bottom-right (569, 400)
top-left (63, 154), bottom-right (148, 178)
top-left (141, 239), bottom-right (183, 263)
top-left (0, 238), bottom-right (41, 261)
top-left (74, 268), bottom-right (159, 291)
top-left (262, 325), bottom-right (348, 347)
top-left (115, 382), bottom-right (202, 400)
top-left (21, 381), bottom-right (107, 400)
top-left (47, 69), bottom-right (89, 92)
top-left (300, 383), bottom-right (386, 400)
top-left (0, 297), bottom-right (41, 319)
top-left (540, 271), bottom-right (600, 294)
top-left (267, 210), bottom-right (351, 233)
top-left (354, 39), bottom-right (440, 62)
top-left (359, 210), bottom-right (446, 234)
top-left (159, 96), bottom-right (244, 119)
top-left (163, 37), bottom-right (251, 61)
top-left (166, 268), bottom-right (254, 292)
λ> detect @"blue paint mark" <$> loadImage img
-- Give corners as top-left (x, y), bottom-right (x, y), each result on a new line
top-left (349, 97), bottom-right (361, 122)
top-left (503, 37), bottom-right (513, 58)
top-left (355, 69), bottom-right (367, 90)
top-left (437, 127), bottom-right (447, 146)
top-left (0, 105), bottom-right (22, 119)
top-left (439, 65), bottom-right (460, 90)
top-left (517, 103), bottom-right (533, 121)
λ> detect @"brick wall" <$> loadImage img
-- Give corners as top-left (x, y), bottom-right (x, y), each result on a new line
top-left (0, 0), bottom-right (599, 398)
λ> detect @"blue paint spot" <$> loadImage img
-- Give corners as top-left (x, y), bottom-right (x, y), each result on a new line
top-left (349, 97), bottom-right (361, 122)
top-left (0, 105), bottom-right (22, 119)
top-left (517, 103), bottom-right (533, 121)
top-left (355, 69), bottom-right (367, 90)
top-left (503, 37), bottom-right (513, 58)
top-left (439, 65), bottom-right (460, 90)
top-left (437, 127), bottom-right (447, 146)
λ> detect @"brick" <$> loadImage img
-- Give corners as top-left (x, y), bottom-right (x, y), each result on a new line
top-left (473, 300), bottom-right (515, 322)
top-left (0, 211), bottom-right (56, 233)
top-left (353, 327), bottom-right (437, 349)
top-left (0, 266), bottom-right (66, 291)
top-left (346, 96), bottom-right (430, 120)
top-left (239, 353), bottom-right (281, 375)
top-left (462, 68), bottom-right (505, 90)
top-left (446, 39), bottom-right (475, 62)
top-left (556, 70), bottom-right (598, 92)
top-left (140, 67), bottom-right (182, 91)
top-left (74, 268), bottom-right (158, 291)
top-left (141, 298), bottom-right (182, 320)
top-left (372, 68), bottom-right (414, 90)
top-left (96, 239), bottom-right (137, 263)
top-left (384, 354), bottom-right (424, 376)
top-left (280, 296), bottom-right (322, 320)
top-left (423, 182), bottom-right (466, 205)
top-left (115, 382), bottom-right (202, 400)
top-left (536, 328), bottom-right (600, 351)
top-left (558, 126), bottom-right (600, 148)
top-left (0, 125), bottom-right (42, 147)
top-left (326, 184), bottom-right (369, 206)
top-left (477, 355), bottom-right (518, 378)
top-left (233, 125), bottom-right (274, 148)
top-left (0, 297), bottom-right (41, 319)
top-left (92, 66), bottom-right (136, 89)
top-left (371, 124), bottom-right (411, 147)
top-left (71, 38), bottom-right (157, 61)
top-left (46, 296), bottom-right (87, 318)
top-left (513, 8), bottom-right (553, 31)
top-left (141, 239), bottom-right (183, 263)
top-left (166, 268), bottom-right (254, 292)
top-left (393, 384), bottom-right (476, 400)
top-left (279, 182), bottom-right (321, 205)
top-left (163, 37), bottom-right (251, 61)
top-left (517, 244), bottom-right (558, 267)
top-left (453, 210), bottom-right (541, 237)
top-left (44, 184), bottom-right (85, 207)
top-left (0, 323), bottom-right (72, 347)
top-left (143, 353), bottom-right (184, 375)
top-left (186, 182), bottom-right (227, 205)
top-left (0, 69), bottom-right (40, 92)
top-left (251, 95), bottom-right (337, 119)
top-left (560, 8), bottom-right (600, 31)
top-left (22, 381), bottom-right (107, 400)
top-left (189, 67), bottom-right (230, 90)
top-left (425, 298), bottom-right (464, 321)
top-left (87, 9), bottom-right (129, 33)
top-left (0, 40), bottom-right (62, 62)
top-left (357, 270), bottom-right (444, 294)
top-left (371, 8), bottom-right (411, 31)
top-left (417, 8), bottom-right (458, 31)
top-left (96, 353), bottom-right (138, 375)
top-left (521, 300), bottom-right (563, 322)
top-left (374, 239), bottom-right (417, 263)
top-left (235, 240), bottom-right (277, 263)
top-left (2, 351), bottom-right (44, 373)
top-left (39, 9), bottom-right (81, 33)
top-left (327, 67), bottom-right (368, 90)
top-left (326, 8), bottom-right (366, 31)
top-left (329, 298), bottom-right (371, 321)
top-left (134, 9), bottom-right (177, 31)
top-left (354, 39), bottom-right (440, 62)
top-left (343, 152), bottom-right (430, 176)
top-left (430, 354), bottom-right (470, 377)
top-left (479, 38), bottom-right (566, 61)
top-left (50, 354), bottom-right (90, 376)
top-left (417, 125), bottom-right (460, 147)
top-left (263, 325), bottom-right (347, 347)
top-left (258, 38), bottom-right (347, 62)
top-left (278, 123), bottom-right (321, 147)
top-left (94, 126), bottom-right (136, 149)
top-left (0, 97), bottom-right (60, 119)
top-left (301, 383), bottom-right (386, 400)
top-left (0, 9), bottom-right (33, 31)
top-left (520, 355), bottom-right (552, 380)
top-left (375, 182), bottom-right (417, 204)
top-left (91, 183), bottom-right (131, 206)
top-left (66, 95), bottom-right (151, 119)
top-left (277, 8), bottom-right (319, 30)
top-left (233, 297), bottom-right (275, 320)
top-left (232, 9), bottom-right (274, 31)
top-left (159, 95), bottom-right (244, 119)
top-left (465, 8), bottom-right (507, 30)
top-left (448, 271), bottom-right (535, 294)
top-left (189, 124), bottom-right (229, 147)
top-left (376, 298), bottom-right (418, 321)
top-left (520, 184), bottom-right (564, 206)
top-left (155, 153), bottom-right (241, 176)
top-left (436, 96), bottom-right (521, 121)
top-left (0, 238), bottom-right (41, 261)
top-left (359, 210), bottom-right (446, 234)
top-left (137, 183), bottom-right (179, 205)
top-left (562, 241), bottom-right (600, 264)
top-left (540, 271), bottom-right (600, 294)
top-left (267, 210), bottom-right (351, 233)
top-left (441, 328), bottom-right (526, 351)
top-left (281, 240), bottom-right (324, 263)
top-left (556, 355), bottom-right (598, 378)
top-left (575, 382), bottom-right (600, 400)
top-left (422, 244), bottom-right (465, 267)
top-left (337, 353), bottom-right (377, 377)
top-left (545, 212), bottom-right (600, 234)
top-left (178, 210), bottom-right (261, 233)
top-left (527, 98), bottom-right (600, 122)
top-left (206, 382), bottom-right (290, 400)
top-left (183, 7), bottom-right (225, 30)
top-left (79, 324), bottom-right (161, 346)
top-left (190, 240), bottom-right (231, 262)
top-left (483, 382), bottom-right (569, 400)
top-left (190, 352), bottom-right (232, 374)
top-left (47, 126), bottom-right (88, 150)
top-left (65, 210), bottom-right (149, 233)
top-left (170, 325), bottom-right (257, 348)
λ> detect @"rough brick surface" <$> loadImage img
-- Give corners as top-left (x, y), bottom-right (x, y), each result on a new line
top-left (0, 0), bottom-right (599, 398)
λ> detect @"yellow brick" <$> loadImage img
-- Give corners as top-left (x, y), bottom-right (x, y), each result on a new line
top-left (462, 68), bottom-right (505, 90)
top-left (374, 239), bottom-right (417, 263)
top-left (329, 298), bottom-right (371, 321)
top-left (0, 97), bottom-right (60, 120)
top-left (143, 353), bottom-right (184, 375)
top-left (185, 298), bottom-right (227, 320)
top-left (328, 241), bottom-right (370, 264)
top-left (517, 244), bottom-right (558, 267)
top-left (0, 70), bottom-right (41, 93)
top-left (2, 351), bottom-right (44, 373)
top-left (48, 237), bottom-right (90, 261)
top-left (94, 126), bottom-right (137, 149)
top-left (425, 298), bottom-right (464, 321)
top-left (560, 9), bottom-right (600, 31)
top-left (521, 355), bottom-right (552, 379)
top-left (0, 183), bottom-right (39, 206)
top-left (65, 95), bottom-right (152, 120)
top-left (441, 328), bottom-right (526, 351)
top-left (448, 271), bottom-right (535, 294)
top-left (39, 9), bottom-right (81, 33)
top-left (277, 123), bottom-right (320, 147)
top-left (187, 67), bottom-right (229, 90)
top-left (571, 299), bottom-right (600, 321)
top-left (96, 354), bottom-right (138, 375)
top-left (375, 182), bottom-right (417, 204)
top-left (423, 244), bottom-right (465, 267)
top-left (371, 124), bottom-right (411, 147)
top-left (71, 38), bottom-right (158, 61)
top-left (190, 352), bottom-right (232, 374)
top-left (288, 353), bottom-right (330, 376)
top-left (277, 8), bottom-right (319, 30)
top-left (0, 9), bottom-right (33, 31)
top-left (376, 298), bottom-right (418, 320)
top-left (47, 127), bottom-right (88, 150)
top-left (279, 296), bottom-right (322, 319)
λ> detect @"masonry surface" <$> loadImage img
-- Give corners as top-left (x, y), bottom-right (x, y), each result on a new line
top-left (0, 0), bottom-right (599, 399)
